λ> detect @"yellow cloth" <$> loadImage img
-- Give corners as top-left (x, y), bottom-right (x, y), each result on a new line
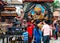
top-left (33, 14), bottom-right (44, 20)
top-left (38, 14), bottom-right (44, 19)
top-left (34, 7), bottom-right (41, 12)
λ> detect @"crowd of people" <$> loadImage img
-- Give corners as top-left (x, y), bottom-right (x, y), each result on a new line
top-left (10, 18), bottom-right (59, 43)
top-left (0, 0), bottom-right (60, 43)
top-left (1, 16), bottom-right (58, 43)
top-left (0, 7), bottom-right (59, 43)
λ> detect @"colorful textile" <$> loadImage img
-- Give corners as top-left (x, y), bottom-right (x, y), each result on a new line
top-left (27, 23), bottom-right (34, 37)
top-left (35, 4), bottom-right (45, 13)
top-left (30, 4), bottom-right (45, 15)
top-left (33, 27), bottom-right (42, 43)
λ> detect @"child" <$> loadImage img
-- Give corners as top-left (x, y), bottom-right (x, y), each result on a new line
top-left (22, 28), bottom-right (28, 43)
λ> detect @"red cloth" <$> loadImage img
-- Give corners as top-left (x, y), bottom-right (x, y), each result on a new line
top-left (27, 22), bottom-right (34, 43)
top-left (23, 0), bottom-right (53, 2)
top-left (27, 23), bottom-right (34, 37)
top-left (0, 19), bottom-right (1, 22)
top-left (27, 22), bottom-right (32, 25)
top-left (54, 35), bottom-right (56, 39)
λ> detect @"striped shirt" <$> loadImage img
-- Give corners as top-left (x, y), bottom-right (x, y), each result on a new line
top-left (22, 31), bottom-right (28, 41)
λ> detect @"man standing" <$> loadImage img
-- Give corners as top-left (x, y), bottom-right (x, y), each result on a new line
top-left (42, 21), bottom-right (52, 43)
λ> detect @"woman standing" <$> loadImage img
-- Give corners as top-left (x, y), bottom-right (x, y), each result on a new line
top-left (33, 22), bottom-right (42, 43)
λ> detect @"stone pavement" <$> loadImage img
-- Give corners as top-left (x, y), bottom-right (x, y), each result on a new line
top-left (50, 37), bottom-right (60, 43)
top-left (41, 37), bottom-right (60, 43)
top-left (0, 37), bottom-right (60, 43)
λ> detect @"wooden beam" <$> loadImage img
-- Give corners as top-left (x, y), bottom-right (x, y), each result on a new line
top-left (23, 0), bottom-right (54, 2)
top-left (1, 13), bottom-right (17, 16)
top-left (4, 7), bottom-right (16, 11)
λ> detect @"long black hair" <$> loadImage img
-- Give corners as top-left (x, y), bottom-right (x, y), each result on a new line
top-left (34, 19), bottom-right (40, 30)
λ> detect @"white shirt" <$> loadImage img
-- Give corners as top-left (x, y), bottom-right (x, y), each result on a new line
top-left (49, 26), bottom-right (53, 36)
top-left (42, 24), bottom-right (51, 36)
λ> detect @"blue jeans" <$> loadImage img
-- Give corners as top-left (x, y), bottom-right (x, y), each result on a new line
top-left (43, 35), bottom-right (50, 43)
